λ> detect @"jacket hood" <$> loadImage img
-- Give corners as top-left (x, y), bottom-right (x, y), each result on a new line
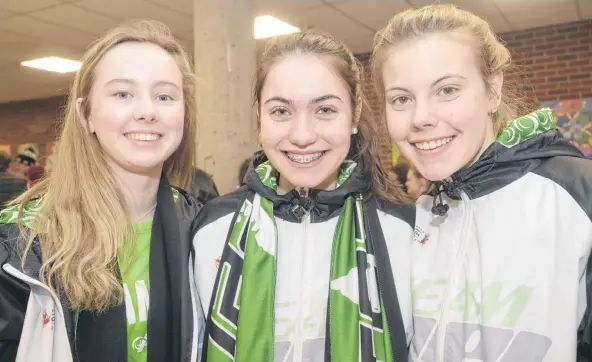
top-left (433, 108), bottom-right (585, 202)
top-left (243, 150), bottom-right (372, 222)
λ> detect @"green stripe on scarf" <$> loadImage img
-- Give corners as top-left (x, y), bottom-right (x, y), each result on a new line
top-left (205, 160), bottom-right (391, 362)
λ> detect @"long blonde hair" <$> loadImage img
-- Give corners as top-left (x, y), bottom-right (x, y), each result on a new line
top-left (372, 4), bottom-right (535, 137)
top-left (254, 31), bottom-right (407, 203)
top-left (13, 20), bottom-right (197, 311)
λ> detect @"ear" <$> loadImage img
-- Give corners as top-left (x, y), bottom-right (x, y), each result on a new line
top-left (488, 72), bottom-right (504, 111)
top-left (76, 98), bottom-right (94, 134)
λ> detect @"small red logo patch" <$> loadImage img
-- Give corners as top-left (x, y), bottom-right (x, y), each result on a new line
top-left (42, 312), bottom-right (51, 328)
top-left (215, 256), bottom-right (221, 269)
top-left (413, 226), bottom-right (430, 246)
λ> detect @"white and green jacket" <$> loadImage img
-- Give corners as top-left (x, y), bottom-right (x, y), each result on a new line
top-left (410, 109), bottom-right (592, 361)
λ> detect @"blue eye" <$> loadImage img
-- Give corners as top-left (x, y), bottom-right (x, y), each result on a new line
top-left (114, 91), bottom-right (130, 99)
top-left (439, 86), bottom-right (458, 96)
top-left (157, 94), bottom-right (173, 101)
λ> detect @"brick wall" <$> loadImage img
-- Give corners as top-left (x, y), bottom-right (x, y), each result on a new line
top-left (503, 20), bottom-right (592, 101)
top-left (0, 96), bottom-right (65, 165)
top-left (359, 19), bottom-right (592, 168)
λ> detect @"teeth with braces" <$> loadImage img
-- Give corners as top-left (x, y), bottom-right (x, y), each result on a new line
top-left (286, 152), bottom-right (324, 164)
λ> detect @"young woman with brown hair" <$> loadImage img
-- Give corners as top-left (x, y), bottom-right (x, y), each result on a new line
top-left (193, 30), bottom-right (414, 362)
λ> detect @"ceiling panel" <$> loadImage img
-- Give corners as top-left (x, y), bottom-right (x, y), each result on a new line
top-left (29, 3), bottom-right (120, 36)
top-left (147, 0), bottom-right (192, 14)
top-left (254, 0), bottom-right (324, 17)
top-left (0, 0), bottom-right (64, 13)
top-left (0, 31), bottom-right (31, 44)
top-left (0, 9), bottom-right (16, 19)
top-left (0, 15), bottom-right (96, 48)
top-left (75, 0), bottom-right (193, 34)
top-left (280, 5), bottom-right (374, 41)
top-left (332, 1), bottom-right (411, 31)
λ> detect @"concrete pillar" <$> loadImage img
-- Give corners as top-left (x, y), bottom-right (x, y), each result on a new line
top-left (194, 0), bottom-right (258, 194)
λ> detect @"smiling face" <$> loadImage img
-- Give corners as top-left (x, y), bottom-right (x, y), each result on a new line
top-left (259, 54), bottom-right (355, 192)
top-left (78, 41), bottom-right (185, 179)
top-left (381, 32), bottom-right (502, 181)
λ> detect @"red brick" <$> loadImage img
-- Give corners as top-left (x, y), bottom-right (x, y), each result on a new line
top-left (0, 96), bottom-right (64, 164)
top-left (570, 59), bottom-right (590, 67)
top-left (537, 70), bottom-right (557, 77)
top-left (545, 48), bottom-right (568, 56)
top-left (546, 63), bottom-right (568, 70)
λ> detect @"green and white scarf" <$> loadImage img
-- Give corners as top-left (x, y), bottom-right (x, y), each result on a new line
top-left (204, 160), bottom-right (392, 362)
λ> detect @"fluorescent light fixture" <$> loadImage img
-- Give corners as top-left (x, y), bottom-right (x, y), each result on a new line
top-left (21, 56), bottom-right (81, 73)
top-left (255, 15), bottom-right (300, 39)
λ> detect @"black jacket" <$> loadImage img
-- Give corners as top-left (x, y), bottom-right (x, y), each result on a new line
top-left (0, 179), bottom-right (202, 362)
top-left (0, 172), bottom-right (26, 208)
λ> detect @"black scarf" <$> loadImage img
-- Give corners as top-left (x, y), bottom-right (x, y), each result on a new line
top-left (74, 175), bottom-right (186, 362)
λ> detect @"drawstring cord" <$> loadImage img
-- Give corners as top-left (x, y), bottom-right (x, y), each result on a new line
top-left (431, 183), bottom-right (450, 216)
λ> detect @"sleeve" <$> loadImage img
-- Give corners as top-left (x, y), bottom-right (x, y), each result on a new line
top-left (0, 226), bottom-right (29, 362)
top-left (578, 251), bottom-right (592, 361)
top-left (0, 265), bottom-right (29, 361)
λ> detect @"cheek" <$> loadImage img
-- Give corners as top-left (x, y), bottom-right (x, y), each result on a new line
top-left (385, 110), bottom-right (410, 142)
top-left (89, 100), bottom-right (129, 133)
top-left (259, 119), bottom-right (285, 149)
top-left (162, 105), bottom-right (185, 132)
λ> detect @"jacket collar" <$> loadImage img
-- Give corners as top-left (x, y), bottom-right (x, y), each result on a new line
top-left (244, 151), bottom-right (372, 222)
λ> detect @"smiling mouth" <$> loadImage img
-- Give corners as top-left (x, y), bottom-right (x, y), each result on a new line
top-left (412, 136), bottom-right (455, 151)
top-left (125, 133), bottom-right (162, 141)
top-left (284, 151), bottom-right (326, 164)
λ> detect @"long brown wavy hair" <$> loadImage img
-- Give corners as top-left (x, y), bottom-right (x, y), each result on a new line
top-left (13, 20), bottom-right (197, 311)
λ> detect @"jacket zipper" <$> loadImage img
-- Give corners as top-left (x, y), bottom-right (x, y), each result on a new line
top-left (362, 200), bottom-right (396, 362)
top-left (294, 187), bottom-right (310, 362)
top-left (433, 190), bottom-right (470, 362)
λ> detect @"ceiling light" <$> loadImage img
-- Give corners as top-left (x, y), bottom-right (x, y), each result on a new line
top-left (21, 56), bottom-right (81, 73)
top-left (255, 15), bottom-right (300, 39)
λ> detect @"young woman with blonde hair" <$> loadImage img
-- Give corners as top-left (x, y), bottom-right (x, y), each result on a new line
top-left (0, 20), bottom-right (201, 362)
top-left (373, 4), bottom-right (592, 361)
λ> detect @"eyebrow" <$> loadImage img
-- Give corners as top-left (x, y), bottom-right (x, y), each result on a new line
top-left (385, 74), bottom-right (466, 93)
top-left (310, 94), bottom-right (343, 104)
top-left (431, 74), bottom-right (465, 87)
top-left (263, 94), bottom-right (343, 105)
top-left (104, 78), bottom-right (181, 91)
top-left (264, 96), bottom-right (293, 105)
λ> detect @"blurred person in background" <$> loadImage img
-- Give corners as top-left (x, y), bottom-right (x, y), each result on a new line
top-left (405, 166), bottom-right (429, 201)
top-left (9, 146), bottom-right (37, 178)
top-left (187, 166), bottom-right (219, 205)
top-left (0, 151), bottom-right (27, 208)
top-left (26, 165), bottom-right (45, 189)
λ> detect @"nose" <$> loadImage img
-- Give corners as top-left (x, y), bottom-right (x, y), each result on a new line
top-left (288, 112), bottom-right (317, 146)
top-left (133, 94), bottom-right (158, 123)
top-left (411, 99), bottom-right (438, 130)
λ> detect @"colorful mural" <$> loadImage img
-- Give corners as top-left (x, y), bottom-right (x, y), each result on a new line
top-left (542, 98), bottom-right (592, 158)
